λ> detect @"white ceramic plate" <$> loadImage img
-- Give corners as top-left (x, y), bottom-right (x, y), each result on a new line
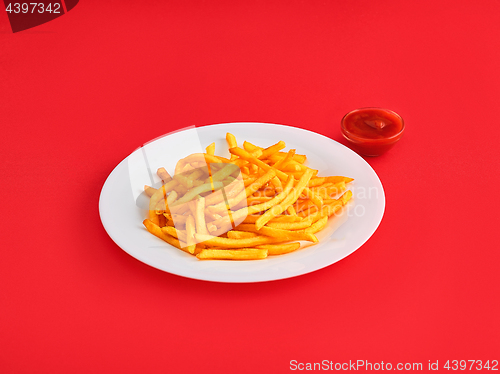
top-left (99, 123), bottom-right (385, 282)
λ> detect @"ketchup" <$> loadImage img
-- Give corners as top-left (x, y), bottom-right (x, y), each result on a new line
top-left (341, 108), bottom-right (404, 156)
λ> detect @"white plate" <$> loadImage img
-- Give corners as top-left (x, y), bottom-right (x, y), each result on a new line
top-left (99, 123), bottom-right (385, 283)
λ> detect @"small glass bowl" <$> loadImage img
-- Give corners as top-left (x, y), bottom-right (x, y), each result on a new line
top-left (340, 107), bottom-right (405, 157)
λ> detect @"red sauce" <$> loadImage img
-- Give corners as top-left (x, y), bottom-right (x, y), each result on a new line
top-left (341, 108), bottom-right (404, 156)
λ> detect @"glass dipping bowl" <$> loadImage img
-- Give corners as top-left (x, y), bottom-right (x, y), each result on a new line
top-left (341, 107), bottom-right (405, 157)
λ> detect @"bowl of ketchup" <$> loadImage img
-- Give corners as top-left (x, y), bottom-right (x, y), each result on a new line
top-left (341, 107), bottom-right (405, 156)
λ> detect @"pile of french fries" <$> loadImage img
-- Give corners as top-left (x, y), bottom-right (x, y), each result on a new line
top-left (142, 133), bottom-right (353, 260)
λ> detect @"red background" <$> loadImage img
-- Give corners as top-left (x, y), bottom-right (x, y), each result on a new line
top-left (1, 1), bottom-right (499, 372)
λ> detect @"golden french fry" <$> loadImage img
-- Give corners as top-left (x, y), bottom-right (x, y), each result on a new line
top-left (272, 149), bottom-right (295, 170)
top-left (309, 182), bottom-right (334, 192)
top-left (266, 219), bottom-right (313, 230)
top-left (157, 167), bottom-right (172, 183)
top-left (279, 152), bottom-right (306, 163)
top-left (307, 177), bottom-right (327, 187)
top-left (305, 216), bottom-right (328, 234)
top-left (270, 176), bottom-right (282, 191)
top-left (205, 209), bottom-right (220, 222)
top-left (243, 176), bottom-right (258, 187)
top-left (255, 242), bottom-right (301, 255)
top-left (208, 222), bottom-right (234, 238)
top-left (188, 168), bottom-right (207, 181)
top-left (253, 187), bottom-right (276, 197)
top-left (161, 226), bottom-right (187, 242)
top-left (208, 169), bottom-right (276, 214)
top-left (196, 249), bottom-right (268, 260)
top-left (340, 190), bottom-right (353, 205)
top-left (229, 147), bottom-right (289, 182)
top-left (148, 179), bottom-right (179, 225)
top-left (311, 181), bottom-right (346, 199)
top-left (247, 196), bottom-right (273, 204)
top-left (226, 133), bottom-right (237, 148)
top-left (158, 214), bottom-right (167, 227)
top-left (194, 197), bottom-right (209, 235)
top-left (283, 164), bottom-right (302, 172)
top-left (243, 140), bottom-right (296, 161)
top-left (185, 215), bottom-right (196, 254)
top-left (259, 141), bottom-right (286, 159)
top-left (249, 164), bottom-right (258, 174)
top-left (171, 183), bottom-right (188, 196)
top-left (173, 173), bottom-right (195, 189)
top-left (195, 234), bottom-right (284, 248)
top-left (171, 181), bottom-right (223, 207)
top-left (272, 215), bottom-right (303, 223)
top-left (153, 191), bottom-right (178, 215)
top-left (308, 176), bottom-right (352, 188)
top-left (272, 156), bottom-right (309, 174)
top-left (226, 132), bottom-right (239, 161)
top-left (306, 191), bottom-right (351, 222)
top-left (235, 224), bottom-right (318, 242)
top-left (211, 175), bottom-right (294, 228)
top-left (297, 206), bottom-right (319, 218)
top-left (173, 169), bottom-right (205, 189)
top-left (255, 169), bottom-right (314, 229)
top-left (175, 153), bottom-right (231, 175)
top-left (227, 231), bottom-right (259, 239)
top-left (295, 199), bottom-right (315, 213)
top-left (302, 186), bottom-right (323, 208)
top-left (286, 205), bottom-right (297, 216)
top-left (243, 141), bottom-right (259, 152)
top-left (143, 219), bottom-right (184, 251)
top-left (144, 185), bottom-right (156, 197)
top-left (242, 214), bottom-right (301, 224)
top-left (193, 243), bottom-right (205, 255)
top-left (154, 190), bottom-right (178, 212)
top-left (203, 180), bottom-right (244, 206)
top-left (287, 168), bottom-right (318, 179)
top-left (164, 213), bottom-right (189, 226)
top-left (271, 151), bottom-right (306, 163)
top-left (326, 176), bottom-right (354, 184)
top-left (167, 190), bottom-right (178, 206)
top-left (230, 147), bottom-right (263, 168)
top-left (209, 163), bottom-right (241, 183)
top-left (206, 142), bottom-right (215, 155)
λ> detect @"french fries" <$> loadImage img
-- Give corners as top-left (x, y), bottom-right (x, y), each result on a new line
top-left (196, 249), bottom-right (267, 260)
top-left (142, 132), bottom-right (353, 260)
